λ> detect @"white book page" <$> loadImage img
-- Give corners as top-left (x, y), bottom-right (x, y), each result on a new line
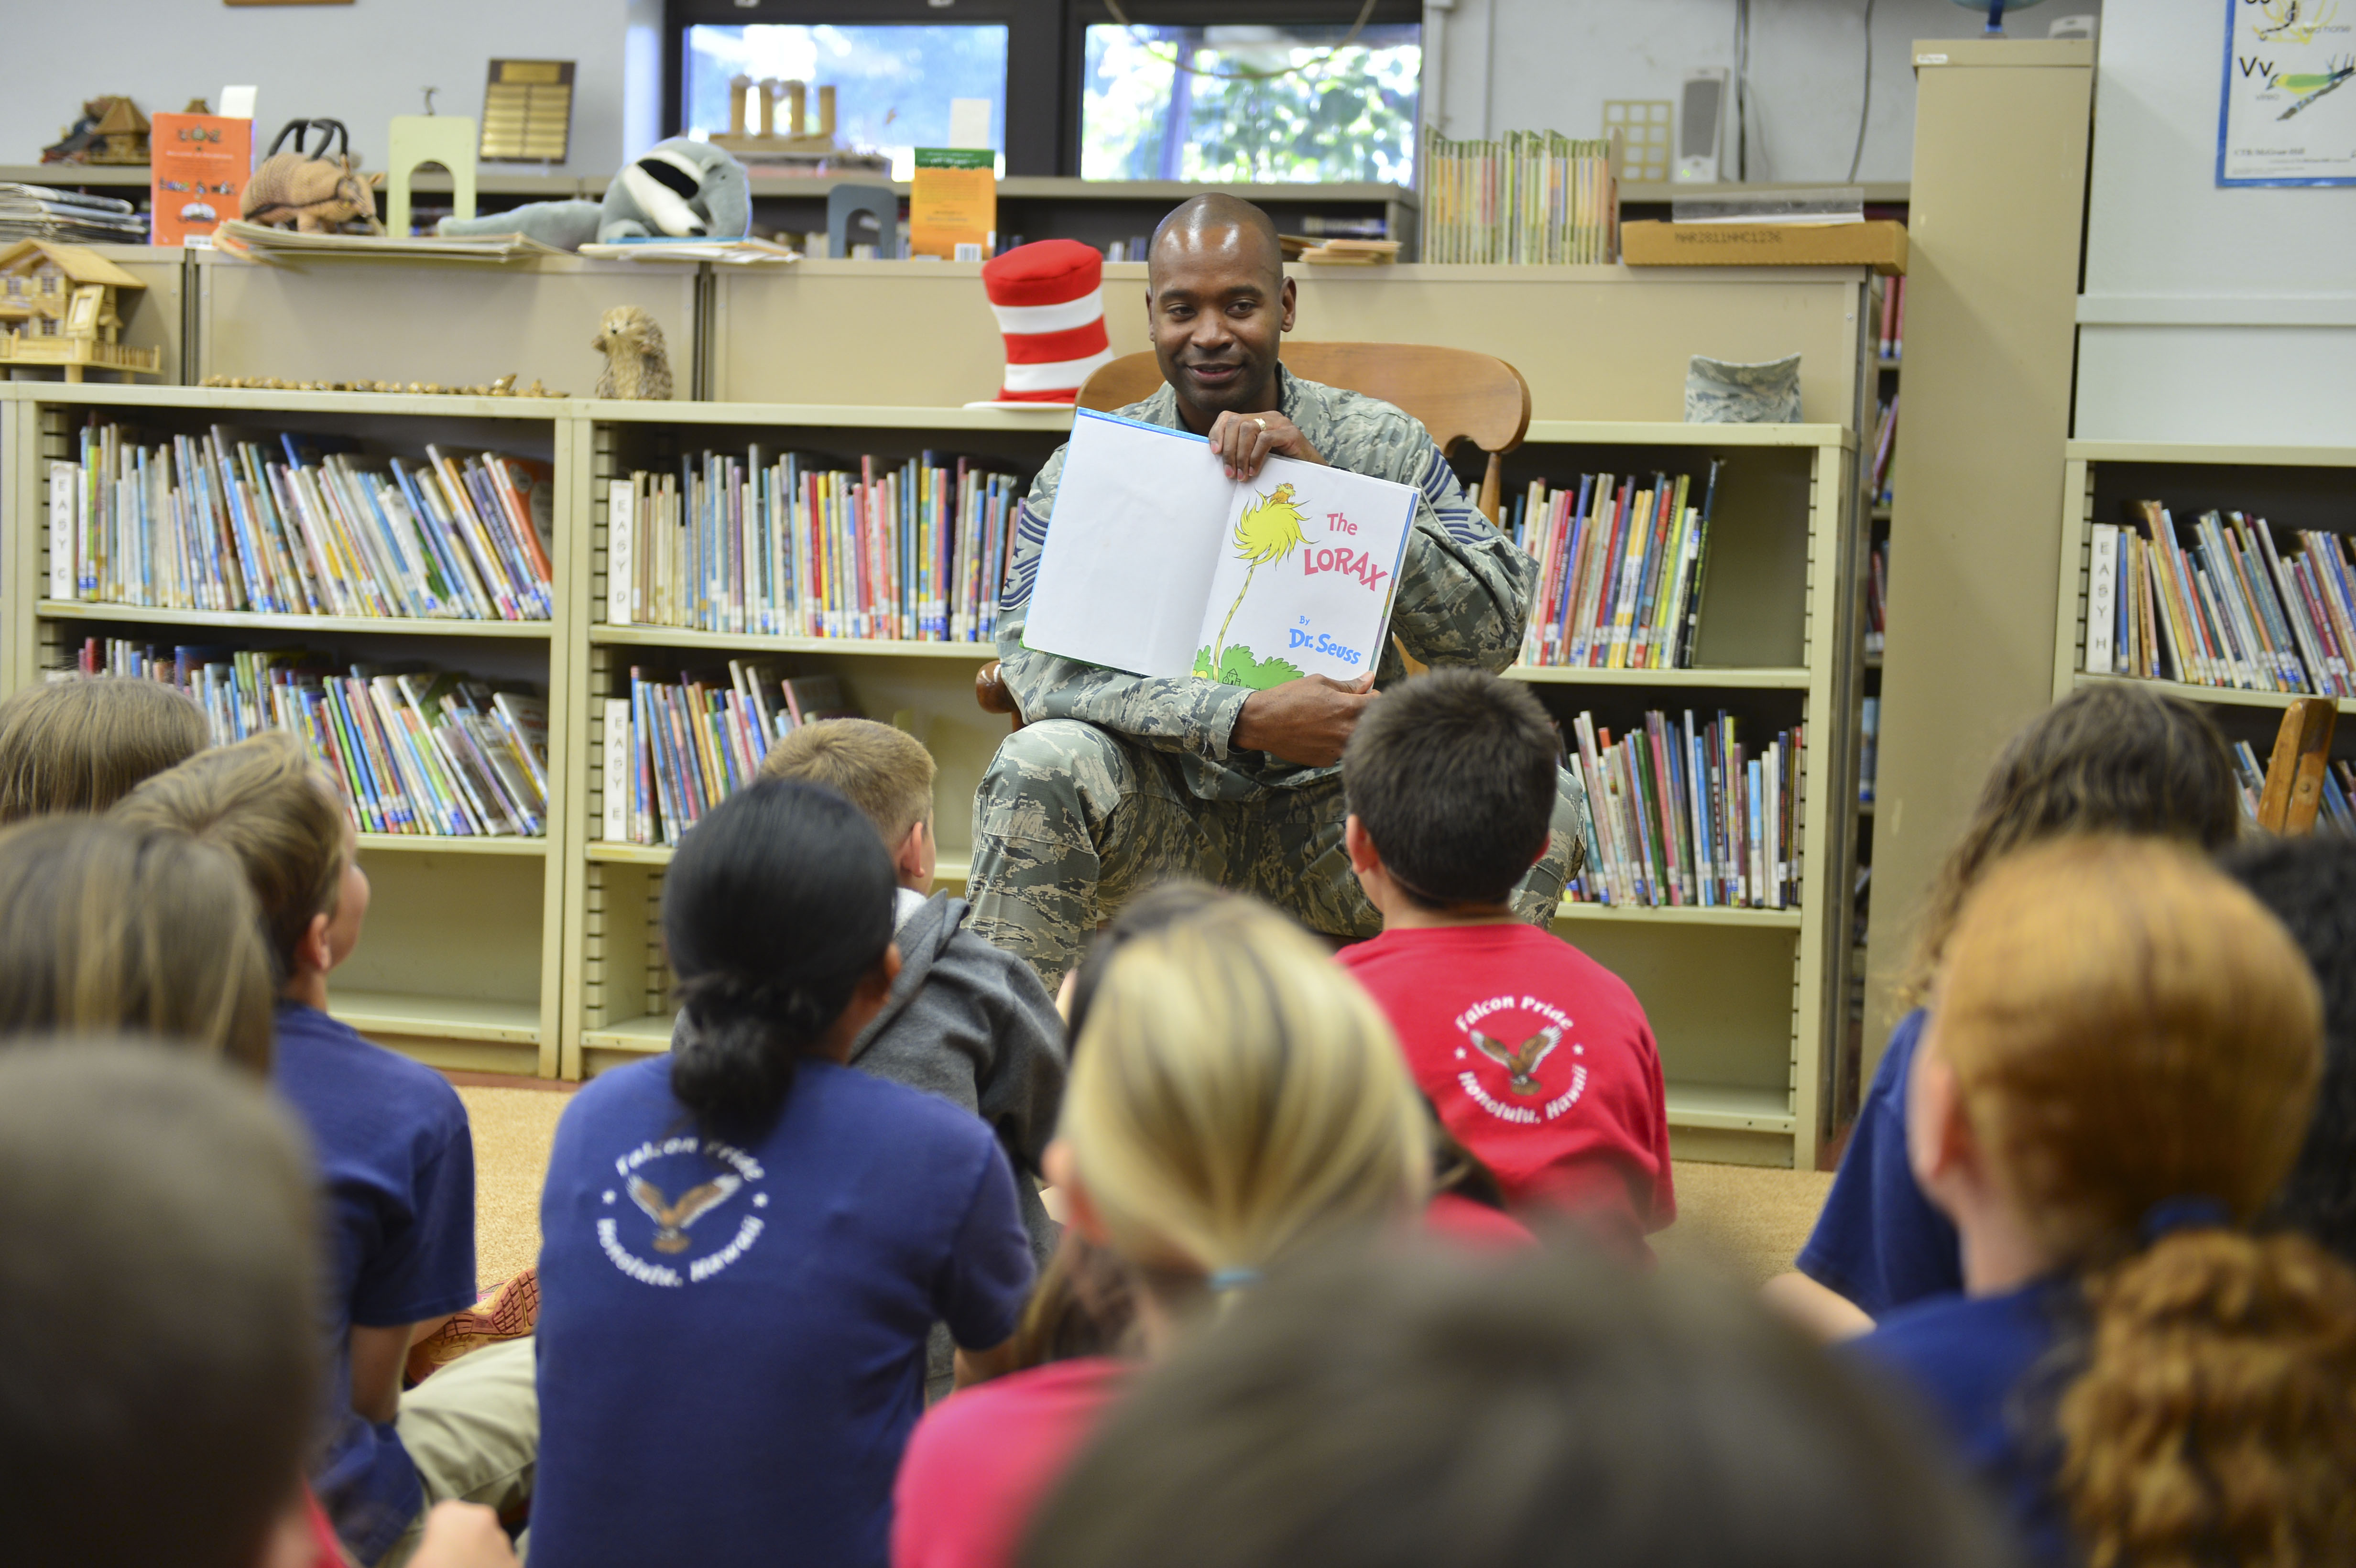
top-left (1021, 411), bottom-right (1235, 677)
top-left (1191, 454), bottom-right (1418, 688)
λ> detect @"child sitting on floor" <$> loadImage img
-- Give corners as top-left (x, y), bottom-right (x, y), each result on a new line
top-left (2224, 835), bottom-right (2356, 1269)
top-left (1845, 837), bottom-right (2356, 1568)
top-left (0, 815), bottom-right (273, 1068)
top-left (535, 780), bottom-right (1035, 1568)
top-left (1019, 1242), bottom-right (2015, 1568)
top-left (0, 1044), bottom-right (521, 1568)
top-left (1335, 668), bottom-right (1672, 1255)
top-left (0, 674), bottom-right (207, 823)
top-left (117, 733), bottom-right (527, 1568)
top-left (682, 718), bottom-right (1067, 1398)
top-left (1769, 684), bottom-right (2242, 1338)
top-left (892, 894), bottom-right (1431, 1568)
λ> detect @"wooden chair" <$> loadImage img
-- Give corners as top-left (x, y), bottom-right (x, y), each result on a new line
top-left (2256, 696), bottom-right (2339, 835)
top-left (975, 343), bottom-right (1533, 727)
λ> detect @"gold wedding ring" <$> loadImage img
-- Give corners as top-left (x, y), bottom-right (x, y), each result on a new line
top-left (1254, 418), bottom-right (1266, 431)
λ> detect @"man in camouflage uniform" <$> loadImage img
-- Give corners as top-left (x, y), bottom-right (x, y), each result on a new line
top-left (970, 194), bottom-right (1584, 982)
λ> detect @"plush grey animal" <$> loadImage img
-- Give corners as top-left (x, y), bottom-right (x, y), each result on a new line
top-left (439, 139), bottom-right (752, 251)
top-left (592, 306), bottom-right (674, 401)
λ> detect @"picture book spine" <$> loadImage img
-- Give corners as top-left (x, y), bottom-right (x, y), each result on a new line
top-left (2085, 522), bottom-right (2117, 675)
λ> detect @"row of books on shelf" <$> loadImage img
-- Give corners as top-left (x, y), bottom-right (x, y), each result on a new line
top-left (1860, 696), bottom-right (1879, 805)
top-left (1877, 277), bottom-right (1907, 363)
top-left (599, 665), bottom-right (855, 847)
top-left (73, 638), bottom-right (550, 838)
top-left (1563, 708), bottom-right (1803, 911)
top-left (2229, 740), bottom-right (2356, 832)
top-left (606, 449), bottom-right (1024, 642)
top-left (1866, 542), bottom-right (1887, 656)
top-left (47, 420), bottom-right (557, 621)
top-left (1505, 464), bottom-right (1721, 670)
top-left (2086, 506), bottom-right (2356, 698)
top-left (1869, 396), bottom-right (1898, 507)
top-left (1419, 128), bottom-right (1619, 265)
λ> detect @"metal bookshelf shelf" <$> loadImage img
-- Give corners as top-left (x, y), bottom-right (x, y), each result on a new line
top-left (328, 990), bottom-right (540, 1044)
top-left (357, 832), bottom-right (549, 857)
top-left (1507, 664), bottom-right (1810, 689)
top-left (40, 600), bottom-right (556, 639)
top-left (591, 624), bottom-right (1000, 660)
top-left (1556, 902), bottom-right (1803, 929)
top-left (2072, 671), bottom-right (2356, 714)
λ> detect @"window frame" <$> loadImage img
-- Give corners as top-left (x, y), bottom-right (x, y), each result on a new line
top-left (1066, 0), bottom-right (1425, 183)
top-left (662, 0), bottom-right (1065, 174)
top-left (662, 0), bottom-right (1423, 178)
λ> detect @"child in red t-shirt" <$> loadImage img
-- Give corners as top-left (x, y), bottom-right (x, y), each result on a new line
top-left (1336, 670), bottom-right (1674, 1257)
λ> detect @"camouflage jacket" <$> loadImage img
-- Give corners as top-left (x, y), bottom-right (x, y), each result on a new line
top-left (995, 367), bottom-right (1536, 800)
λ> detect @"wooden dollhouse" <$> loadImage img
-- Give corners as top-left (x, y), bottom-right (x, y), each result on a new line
top-left (0, 241), bottom-right (160, 382)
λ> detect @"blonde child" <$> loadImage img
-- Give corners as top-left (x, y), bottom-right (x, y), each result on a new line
top-left (0, 815), bottom-right (273, 1069)
top-left (892, 896), bottom-right (1430, 1568)
top-left (0, 675), bottom-right (207, 822)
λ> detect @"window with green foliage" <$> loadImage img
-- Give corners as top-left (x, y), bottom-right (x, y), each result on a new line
top-left (1081, 23), bottom-right (1420, 185)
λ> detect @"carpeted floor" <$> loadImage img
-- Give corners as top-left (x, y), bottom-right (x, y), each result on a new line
top-left (456, 1085), bottom-right (1833, 1292)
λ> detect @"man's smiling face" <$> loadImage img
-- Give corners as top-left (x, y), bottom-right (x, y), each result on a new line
top-left (1147, 213), bottom-right (1295, 432)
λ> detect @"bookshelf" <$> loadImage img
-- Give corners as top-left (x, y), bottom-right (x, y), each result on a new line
top-left (2049, 442), bottom-right (2356, 749)
top-left (567, 409), bottom-right (1862, 1168)
top-left (0, 386), bottom-right (1864, 1169)
top-left (0, 381), bottom-right (578, 1079)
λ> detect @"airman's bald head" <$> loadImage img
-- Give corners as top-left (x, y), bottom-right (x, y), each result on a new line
top-left (1148, 194), bottom-right (1284, 292)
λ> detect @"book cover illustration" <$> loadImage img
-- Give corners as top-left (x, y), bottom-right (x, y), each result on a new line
top-left (1192, 476), bottom-right (1404, 688)
top-left (1022, 410), bottom-right (1415, 689)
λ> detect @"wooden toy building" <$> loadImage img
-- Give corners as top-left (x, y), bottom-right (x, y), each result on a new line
top-left (0, 241), bottom-right (161, 382)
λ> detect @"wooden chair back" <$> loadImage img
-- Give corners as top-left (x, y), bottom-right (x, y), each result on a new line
top-left (2256, 696), bottom-right (2339, 834)
top-left (1076, 343), bottom-right (1533, 522)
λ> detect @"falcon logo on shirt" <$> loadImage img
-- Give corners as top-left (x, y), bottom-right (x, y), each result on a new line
top-left (598, 1136), bottom-right (771, 1287)
top-left (1471, 1024), bottom-right (1562, 1096)
top-left (629, 1174), bottom-right (741, 1253)
top-left (1454, 995), bottom-right (1589, 1124)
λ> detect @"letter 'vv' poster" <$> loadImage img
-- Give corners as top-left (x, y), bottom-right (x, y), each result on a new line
top-left (2219, 0), bottom-right (2356, 185)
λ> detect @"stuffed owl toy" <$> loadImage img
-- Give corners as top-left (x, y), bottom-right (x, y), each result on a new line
top-left (438, 139), bottom-right (752, 250)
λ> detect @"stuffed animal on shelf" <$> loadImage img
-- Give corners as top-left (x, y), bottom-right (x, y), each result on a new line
top-left (592, 306), bottom-right (673, 401)
top-left (242, 119), bottom-right (383, 235)
top-left (437, 138), bottom-right (751, 251)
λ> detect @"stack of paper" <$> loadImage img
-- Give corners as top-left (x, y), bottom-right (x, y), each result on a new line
top-left (0, 184), bottom-right (148, 243)
top-left (576, 237), bottom-right (801, 265)
top-left (211, 220), bottom-right (567, 264)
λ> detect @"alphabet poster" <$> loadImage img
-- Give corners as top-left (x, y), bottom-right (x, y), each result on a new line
top-left (2219, 0), bottom-right (2356, 185)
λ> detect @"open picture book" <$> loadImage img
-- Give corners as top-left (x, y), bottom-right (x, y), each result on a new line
top-left (1021, 410), bottom-right (1419, 689)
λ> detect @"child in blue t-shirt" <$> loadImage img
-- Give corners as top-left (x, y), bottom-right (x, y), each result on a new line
top-left (533, 779), bottom-right (1036, 1568)
top-left (117, 733), bottom-right (532, 1567)
top-left (1843, 838), bottom-right (2356, 1568)
top-left (1767, 685), bottom-right (2242, 1338)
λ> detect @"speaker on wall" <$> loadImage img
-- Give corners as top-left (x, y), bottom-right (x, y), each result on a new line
top-left (1676, 68), bottom-right (1728, 184)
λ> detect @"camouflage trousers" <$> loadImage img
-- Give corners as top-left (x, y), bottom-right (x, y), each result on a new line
top-left (967, 719), bottom-right (1587, 984)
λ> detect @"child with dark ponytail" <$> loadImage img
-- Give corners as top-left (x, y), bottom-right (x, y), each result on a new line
top-left (532, 780), bottom-right (1038, 1568)
top-left (1847, 836), bottom-right (2356, 1568)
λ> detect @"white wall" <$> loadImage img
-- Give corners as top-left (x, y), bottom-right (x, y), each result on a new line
top-left (2075, 0), bottom-right (2356, 442)
top-left (1432, 0), bottom-right (2104, 185)
top-left (0, 0), bottom-right (632, 178)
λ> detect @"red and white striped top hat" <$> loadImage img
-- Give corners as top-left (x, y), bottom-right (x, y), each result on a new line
top-left (976, 240), bottom-right (1114, 406)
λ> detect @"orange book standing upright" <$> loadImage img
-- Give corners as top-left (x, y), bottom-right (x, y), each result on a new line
top-left (151, 114), bottom-right (252, 245)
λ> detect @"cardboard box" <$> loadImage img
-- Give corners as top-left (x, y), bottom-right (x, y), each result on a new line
top-left (1621, 219), bottom-right (1907, 275)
